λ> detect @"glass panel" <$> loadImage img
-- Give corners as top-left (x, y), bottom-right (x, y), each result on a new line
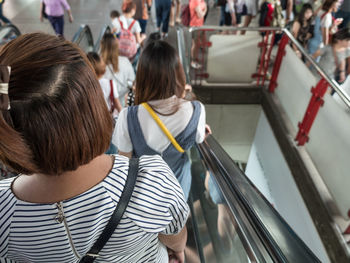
top-left (207, 34), bottom-right (261, 83)
top-left (187, 147), bottom-right (252, 263)
top-left (275, 45), bottom-right (317, 132)
top-left (305, 92), bottom-right (350, 218)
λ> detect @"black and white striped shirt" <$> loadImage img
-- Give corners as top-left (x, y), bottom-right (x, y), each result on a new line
top-left (0, 155), bottom-right (189, 262)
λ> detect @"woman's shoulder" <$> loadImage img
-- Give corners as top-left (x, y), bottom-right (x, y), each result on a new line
top-left (118, 55), bottom-right (132, 66)
top-left (107, 154), bottom-right (182, 201)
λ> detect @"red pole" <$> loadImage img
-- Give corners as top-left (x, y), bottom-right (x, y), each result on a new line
top-left (257, 31), bottom-right (270, 86)
top-left (262, 31), bottom-right (276, 86)
top-left (268, 33), bottom-right (289, 93)
top-left (295, 78), bottom-right (329, 146)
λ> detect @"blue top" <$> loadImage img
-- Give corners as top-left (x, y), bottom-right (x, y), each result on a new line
top-left (126, 101), bottom-right (201, 179)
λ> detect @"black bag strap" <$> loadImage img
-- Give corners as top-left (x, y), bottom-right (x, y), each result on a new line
top-left (79, 158), bottom-right (139, 263)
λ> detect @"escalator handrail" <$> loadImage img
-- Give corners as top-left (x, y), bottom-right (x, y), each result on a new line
top-left (93, 25), bottom-right (111, 52)
top-left (71, 24), bottom-right (94, 50)
top-left (197, 135), bottom-right (322, 263)
top-left (176, 26), bottom-right (190, 84)
top-left (0, 24), bottom-right (21, 36)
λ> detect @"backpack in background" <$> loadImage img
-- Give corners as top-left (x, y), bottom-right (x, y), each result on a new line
top-left (181, 4), bottom-right (191, 26)
top-left (118, 19), bottom-right (137, 59)
top-left (259, 0), bottom-right (285, 28)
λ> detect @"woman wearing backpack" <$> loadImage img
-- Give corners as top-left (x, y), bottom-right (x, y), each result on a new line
top-left (111, 1), bottom-right (144, 66)
top-left (101, 33), bottom-right (135, 108)
top-left (113, 40), bottom-right (207, 202)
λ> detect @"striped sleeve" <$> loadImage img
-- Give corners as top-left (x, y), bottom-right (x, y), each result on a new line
top-left (107, 155), bottom-right (189, 235)
top-left (0, 178), bottom-right (17, 259)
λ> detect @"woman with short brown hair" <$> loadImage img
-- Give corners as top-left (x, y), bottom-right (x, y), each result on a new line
top-left (0, 33), bottom-right (188, 263)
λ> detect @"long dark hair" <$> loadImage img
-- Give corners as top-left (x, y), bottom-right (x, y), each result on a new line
top-left (135, 40), bottom-right (186, 115)
top-left (297, 3), bottom-right (313, 25)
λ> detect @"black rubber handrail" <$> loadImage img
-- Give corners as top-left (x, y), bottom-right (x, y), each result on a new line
top-left (71, 24), bottom-right (94, 51)
top-left (197, 135), bottom-right (322, 263)
top-left (0, 24), bottom-right (21, 36)
top-left (94, 25), bottom-right (111, 52)
top-left (0, 24), bottom-right (21, 45)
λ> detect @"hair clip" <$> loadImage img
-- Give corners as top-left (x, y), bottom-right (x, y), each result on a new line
top-left (0, 66), bottom-right (11, 110)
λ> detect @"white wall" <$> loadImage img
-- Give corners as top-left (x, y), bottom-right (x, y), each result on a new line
top-left (245, 112), bottom-right (330, 263)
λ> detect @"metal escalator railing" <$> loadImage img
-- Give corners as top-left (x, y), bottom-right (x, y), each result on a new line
top-left (0, 24), bottom-right (21, 45)
top-left (72, 24), bottom-right (94, 53)
top-left (94, 25), bottom-right (111, 52)
top-left (176, 26), bottom-right (190, 84)
top-left (188, 136), bottom-right (321, 262)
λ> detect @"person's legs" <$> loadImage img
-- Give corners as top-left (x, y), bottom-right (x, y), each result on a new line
top-left (47, 16), bottom-right (64, 36)
top-left (175, 0), bottom-right (181, 23)
top-left (155, 0), bottom-right (163, 30)
top-left (169, 0), bottom-right (175, 26)
top-left (0, 3), bottom-right (11, 24)
top-left (219, 5), bottom-right (225, 26)
top-left (224, 11), bottom-right (232, 25)
top-left (138, 19), bottom-right (147, 35)
top-left (161, 0), bottom-right (172, 34)
top-left (55, 16), bottom-right (64, 36)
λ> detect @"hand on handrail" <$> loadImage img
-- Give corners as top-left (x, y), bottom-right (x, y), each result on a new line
top-left (205, 124), bottom-right (212, 138)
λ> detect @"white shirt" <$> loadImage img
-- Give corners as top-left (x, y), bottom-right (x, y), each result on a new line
top-left (103, 56), bottom-right (135, 107)
top-left (113, 96), bottom-right (206, 153)
top-left (111, 15), bottom-right (142, 34)
top-left (99, 78), bottom-right (119, 111)
top-left (319, 10), bottom-right (332, 28)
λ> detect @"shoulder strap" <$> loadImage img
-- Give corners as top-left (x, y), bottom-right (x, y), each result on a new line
top-left (79, 158), bottom-right (139, 263)
top-left (141, 102), bottom-right (185, 153)
top-left (320, 11), bottom-right (328, 21)
top-left (118, 18), bottom-right (124, 28)
top-left (109, 80), bottom-right (115, 113)
top-left (128, 20), bottom-right (137, 31)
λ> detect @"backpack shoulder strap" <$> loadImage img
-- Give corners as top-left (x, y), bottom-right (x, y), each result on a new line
top-left (141, 102), bottom-right (185, 153)
top-left (128, 20), bottom-right (137, 31)
top-left (79, 158), bottom-right (139, 263)
top-left (118, 18), bottom-right (124, 29)
top-left (320, 11), bottom-right (328, 21)
top-left (109, 80), bottom-right (115, 113)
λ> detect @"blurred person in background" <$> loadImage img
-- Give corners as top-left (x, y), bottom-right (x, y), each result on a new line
top-left (335, 0), bottom-right (350, 29)
top-left (292, 3), bottom-right (314, 56)
top-left (40, 0), bottom-right (73, 36)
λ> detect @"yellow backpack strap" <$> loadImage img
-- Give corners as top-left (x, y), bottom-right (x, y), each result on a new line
top-left (141, 102), bottom-right (185, 153)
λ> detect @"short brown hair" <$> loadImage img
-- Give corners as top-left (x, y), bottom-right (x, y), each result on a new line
top-left (322, 0), bottom-right (338, 11)
top-left (87, 52), bottom-right (106, 77)
top-left (122, 1), bottom-right (136, 13)
top-left (110, 10), bottom-right (120, 19)
top-left (0, 33), bottom-right (113, 175)
top-left (135, 40), bottom-right (186, 114)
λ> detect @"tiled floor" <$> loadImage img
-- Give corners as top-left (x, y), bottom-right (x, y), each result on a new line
top-left (4, 0), bottom-right (157, 42)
